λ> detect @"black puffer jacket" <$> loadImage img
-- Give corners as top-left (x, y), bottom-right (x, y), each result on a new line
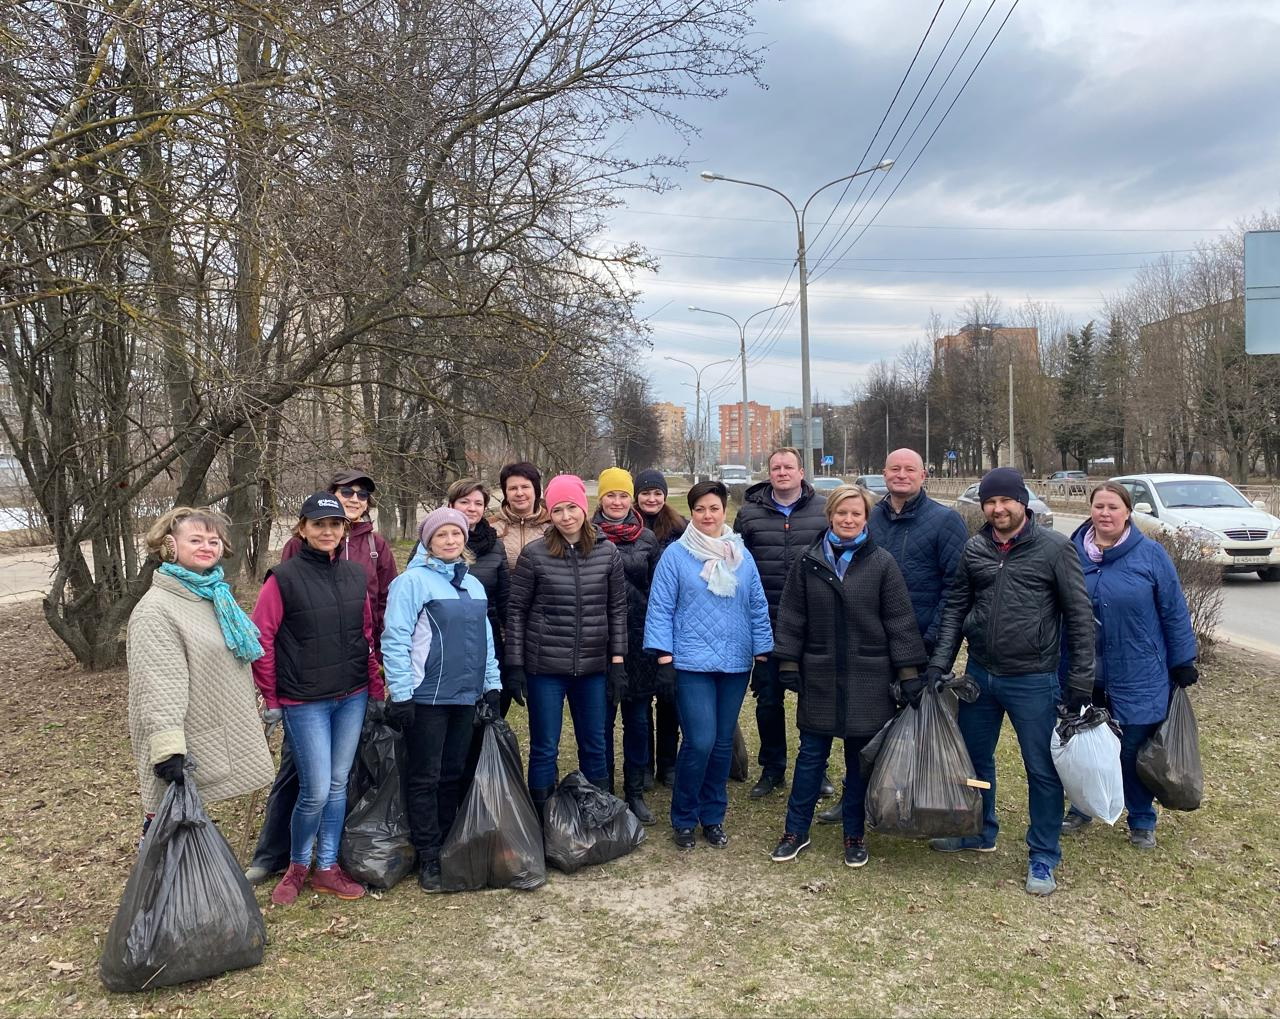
top-left (929, 515), bottom-right (1095, 695)
top-left (732, 481), bottom-right (828, 623)
top-left (639, 509), bottom-right (687, 551)
top-left (467, 519), bottom-right (510, 664)
top-left (773, 535), bottom-right (926, 738)
top-left (507, 529), bottom-right (628, 677)
top-left (593, 510), bottom-right (661, 698)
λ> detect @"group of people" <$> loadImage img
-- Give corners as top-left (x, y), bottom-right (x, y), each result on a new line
top-left (126, 446), bottom-right (1199, 903)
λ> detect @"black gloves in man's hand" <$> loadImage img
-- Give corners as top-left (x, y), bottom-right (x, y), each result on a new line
top-left (153, 754), bottom-right (185, 785)
top-left (1065, 690), bottom-right (1093, 714)
top-left (656, 661), bottom-right (677, 701)
top-left (386, 699), bottom-right (416, 730)
top-left (608, 662), bottom-right (628, 703)
top-left (924, 665), bottom-right (945, 688)
top-left (897, 675), bottom-right (926, 708)
top-left (1170, 663), bottom-right (1199, 688)
top-left (503, 665), bottom-right (527, 706)
top-left (777, 661), bottom-right (801, 692)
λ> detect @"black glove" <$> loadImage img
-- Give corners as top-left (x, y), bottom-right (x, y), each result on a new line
top-left (475, 689), bottom-right (501, 725)
top-left (749, 658), bottom-right (771, 695)
top-left (924, 665), bottom-right (945, 689)
top-left (386, 699), bottom-right (416, 730)
top-left (1170, 663), bottom-right (1199, 689)
top-left (608, 662), bottom-right (628, 703)
top-left (483, 688), bottom-right (501, 711)
top-left (153, 754), bottom-right (185, 785)
top-left (1064, 690), bottom-right (1092, 714)
top-left (897, 675), bottom-right (926, 708)
top-left (656, 661), bottom-right (677, 701)
top-left (503, 665), bottom-right (527, 707)
top-left (777, 661), bottom-right (800, 692)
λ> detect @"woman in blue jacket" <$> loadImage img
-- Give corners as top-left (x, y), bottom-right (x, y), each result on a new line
top-left (383, 507), bottom-right (501, 892)
top-left (1061, 482), bottom-right (1197, 849)
top-left (644, 480), bottom-right (772, 850)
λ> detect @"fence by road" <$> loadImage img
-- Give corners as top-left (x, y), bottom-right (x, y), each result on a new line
top-left (923, 476), bottom-right (1280, 516)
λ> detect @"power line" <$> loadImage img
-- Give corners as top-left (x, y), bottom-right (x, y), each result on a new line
top-left (619, 210), bottom-right (1229, 233)
top-left (650, 246), bottom-right (1198, 264)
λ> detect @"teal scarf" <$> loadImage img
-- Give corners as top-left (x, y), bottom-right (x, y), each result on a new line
top-left (157, 563), bottom-right (264, 663)
top-left (822, 528), bottom-right (868, 580)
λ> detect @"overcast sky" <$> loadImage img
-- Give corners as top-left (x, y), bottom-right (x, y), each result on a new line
top-left (604, 0), bottom-right (1280, 432)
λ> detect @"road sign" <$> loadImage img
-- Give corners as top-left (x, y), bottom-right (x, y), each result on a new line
top-left (821, 455), bottom-right (834, 466)
top-left (946, 450), bottom-right (958, 460)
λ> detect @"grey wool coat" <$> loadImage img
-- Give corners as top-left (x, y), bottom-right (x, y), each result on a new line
top-left (772, 534), bottom-right (927, 738)
top-left (127, 572), bottom-right (275, 813)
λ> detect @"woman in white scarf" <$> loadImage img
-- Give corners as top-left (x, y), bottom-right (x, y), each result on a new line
top-left (643, 480), bottom-right (773, 851)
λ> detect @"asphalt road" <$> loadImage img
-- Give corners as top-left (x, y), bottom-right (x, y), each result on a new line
top-left (1054, 512), bottom-right (1280, 658)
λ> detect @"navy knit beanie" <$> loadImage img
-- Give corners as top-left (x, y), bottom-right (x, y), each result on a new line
top-left (634, 469), bottom-right (668, 497)
top-left (978, 467), bottom-right (1028, 506)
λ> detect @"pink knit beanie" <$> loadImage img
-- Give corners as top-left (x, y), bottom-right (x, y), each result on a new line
top-left (544, 474), bottom-right (588, 517)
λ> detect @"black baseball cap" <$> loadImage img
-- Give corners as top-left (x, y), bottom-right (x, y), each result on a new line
top-left (300, 491), bottom-right (348, 520)
top-left (329, 468), bottom-right (376, 492)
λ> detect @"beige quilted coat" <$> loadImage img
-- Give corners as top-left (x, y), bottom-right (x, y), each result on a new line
top-left (127, 572), bottom-right (276, 813)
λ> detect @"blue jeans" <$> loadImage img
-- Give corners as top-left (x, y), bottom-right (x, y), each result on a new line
top-left (526, 673), bottom-right (608, 790)
top-left (282, 690), bottom-right (368, 869)
top-left (753, 657), bottom-right (788, 778)
top-left (605, 694), bottom-right (652, 778)
top-left (785, 730), bottom-right (874, 839)
top-left (672, 670), bottom-right (749, 829)
top-left (1068, 719), bottom-right (1160, 831)
top-left (957, 663), bottom-right (1063, 869)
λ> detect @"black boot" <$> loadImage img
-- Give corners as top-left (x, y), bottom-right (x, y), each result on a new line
top-left (529, 785), bottom-right (554, 823)
top-left (624, 767), bottom-right (655, 825)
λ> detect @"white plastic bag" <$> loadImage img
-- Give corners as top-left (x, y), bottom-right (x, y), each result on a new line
top-left (1050, 705), bottom-right (1124, 825)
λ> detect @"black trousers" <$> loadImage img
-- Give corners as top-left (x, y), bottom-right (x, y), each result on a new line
top-left (250, 738), bottom-right (297, 874)
top-left (404, 704), bottom-right (474, 862)
top-left (652, 695), bottom-right (680, 774)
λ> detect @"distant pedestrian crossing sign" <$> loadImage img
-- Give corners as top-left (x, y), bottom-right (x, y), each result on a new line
top-left (821, 455), bottom-right (834, 466)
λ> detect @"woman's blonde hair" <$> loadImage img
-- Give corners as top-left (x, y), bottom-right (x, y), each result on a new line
top-left (824, 484), bottom-right (877, 523)
top-left (146, 506), bottom-right (235, 559)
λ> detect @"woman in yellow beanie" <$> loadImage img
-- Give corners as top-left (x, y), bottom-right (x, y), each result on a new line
top-left (593, 466), bottom-right (661, 823)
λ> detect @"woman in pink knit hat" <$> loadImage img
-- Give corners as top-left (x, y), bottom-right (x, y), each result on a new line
top-left (505, 474), bottom-right (629, 815)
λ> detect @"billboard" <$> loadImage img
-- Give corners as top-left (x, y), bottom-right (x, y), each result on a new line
top-left (1245, 230), bottom-right (1280, 355)
top-left (788, 416), bottom-right (824, 449)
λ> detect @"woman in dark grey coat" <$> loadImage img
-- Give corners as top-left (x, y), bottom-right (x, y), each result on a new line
top-left (505, 474), bottom-right (628, 814)
top-left (769, 485), bottom-right (926, 869)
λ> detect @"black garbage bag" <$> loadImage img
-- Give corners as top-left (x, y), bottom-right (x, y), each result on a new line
top-left (339, 700), bottom-right (415, 889)
top-left (1136, 687), bottom-right (1203, 811)
top-left (439, 717), bottom-right (546, 892)
top-left (543, 771), bottom-right (647, 874)
top-left (860, 672), bottom-right (979, 781)
top-left (865, 673), bottom-right (983, 839)
top-left (100, 765), bottom-right (266, 992)
top-left (729, 723), bottom-right (749, 782)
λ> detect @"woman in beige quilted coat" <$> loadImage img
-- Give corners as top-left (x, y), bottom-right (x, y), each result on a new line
top-left (127, 507), bottom-right (275, 823)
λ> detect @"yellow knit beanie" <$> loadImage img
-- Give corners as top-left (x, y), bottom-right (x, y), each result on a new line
top-left (597, 466), bottom-right (634, 499)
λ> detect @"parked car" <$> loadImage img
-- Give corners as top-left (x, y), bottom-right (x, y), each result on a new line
top-left (1111, 473), bottom-right (1280, 580)
top-left (811, 476), bottom-right (847, 494)
top-left (953, 483), bottom-right (1054, 535)
top-left (852, 475), bottom-right (889, 500)
top-left (1045, 470), bottom-right (1088, 496)
top-left (718, 464), bottom-right (752, 485)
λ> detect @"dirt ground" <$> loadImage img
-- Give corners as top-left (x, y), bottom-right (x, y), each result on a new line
top-left (1, 598), bottom-right (1279, 1017)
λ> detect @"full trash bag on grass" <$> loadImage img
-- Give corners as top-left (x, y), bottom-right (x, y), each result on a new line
top-left (543, 771), bottom-right (646, 873)
top-left (729, 722), bottom-right (749, 782)
top-left (439, 717), bottom-right (546, 891)
top-left (1051, 703), bottom-right (1124, 825)
top-left (865, 674), bottom-right (983, 839)
top-left (100, 765), bottom-right (266, 992)
top-left (1136, 687), bottom-right (1203, 811)
top-left (339, 700), bottom-right (415, 889)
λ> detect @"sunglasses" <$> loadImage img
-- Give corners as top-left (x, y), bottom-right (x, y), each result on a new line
top-left (337, 487), bottom-right (370, 501)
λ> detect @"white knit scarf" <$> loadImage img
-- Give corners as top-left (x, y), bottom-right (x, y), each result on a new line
top-left (677, 523), bottom-right (744, 597)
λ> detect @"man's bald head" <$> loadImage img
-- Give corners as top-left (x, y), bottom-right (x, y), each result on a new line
top-left (883, 448), bottom-right (926, 508)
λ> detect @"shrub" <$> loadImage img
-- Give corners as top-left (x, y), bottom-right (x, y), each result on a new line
top-left (1151, 528), bottom-right (1224, 659)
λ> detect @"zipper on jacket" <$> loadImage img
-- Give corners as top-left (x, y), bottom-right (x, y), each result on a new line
top-left (570, 543), bottom-right (582, 676)
top-left (985, 538), bottom-right (1027, 662)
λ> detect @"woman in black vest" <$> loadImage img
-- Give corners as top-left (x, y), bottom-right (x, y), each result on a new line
top-left (251, 492), bottom-right (383, 906)
top-left (768, 485), bottom-right (925, 870)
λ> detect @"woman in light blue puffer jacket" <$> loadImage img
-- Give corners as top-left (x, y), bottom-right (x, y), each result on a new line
top-left (382, 507), bottom-right (500, 892)
top-left (644, 480), bottom-right (772, 851)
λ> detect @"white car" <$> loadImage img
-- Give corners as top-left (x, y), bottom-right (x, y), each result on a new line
top-left (1111, 473), bottom-right (1280, 581)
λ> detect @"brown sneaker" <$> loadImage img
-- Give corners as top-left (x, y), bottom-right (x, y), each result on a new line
top-left (270, 863), bottom-right (309, 906)
top-left (312, 864), bottom-right (366, 900)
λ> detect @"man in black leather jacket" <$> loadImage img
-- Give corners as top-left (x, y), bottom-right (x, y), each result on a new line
top-left (925, 467), bottom-right (1095, 897)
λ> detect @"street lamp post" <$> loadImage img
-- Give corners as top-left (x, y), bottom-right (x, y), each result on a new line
top-left (700, 159), bottom-right (894, 477)
top-left (688, 301), bottom-right (792, 470)
top-left (665, 355), bottom-right (734, 477)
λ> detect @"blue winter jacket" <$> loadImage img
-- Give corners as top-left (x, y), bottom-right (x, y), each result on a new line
top-left (382, 549), bottom-right (501, 706)
top-left (866, 489), bottom-right (969, 652)
top-left (643, 538), bottom-right (773, 674)
top-left (1060, 523), bottom-right (1197, 725)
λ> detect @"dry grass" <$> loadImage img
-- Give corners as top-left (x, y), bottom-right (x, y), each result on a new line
top-left (1, 599), bottom-right (1279, 1017)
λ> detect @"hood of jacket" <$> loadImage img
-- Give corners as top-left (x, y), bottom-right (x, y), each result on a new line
top-left (743, 478), bottom-right (818, 513)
